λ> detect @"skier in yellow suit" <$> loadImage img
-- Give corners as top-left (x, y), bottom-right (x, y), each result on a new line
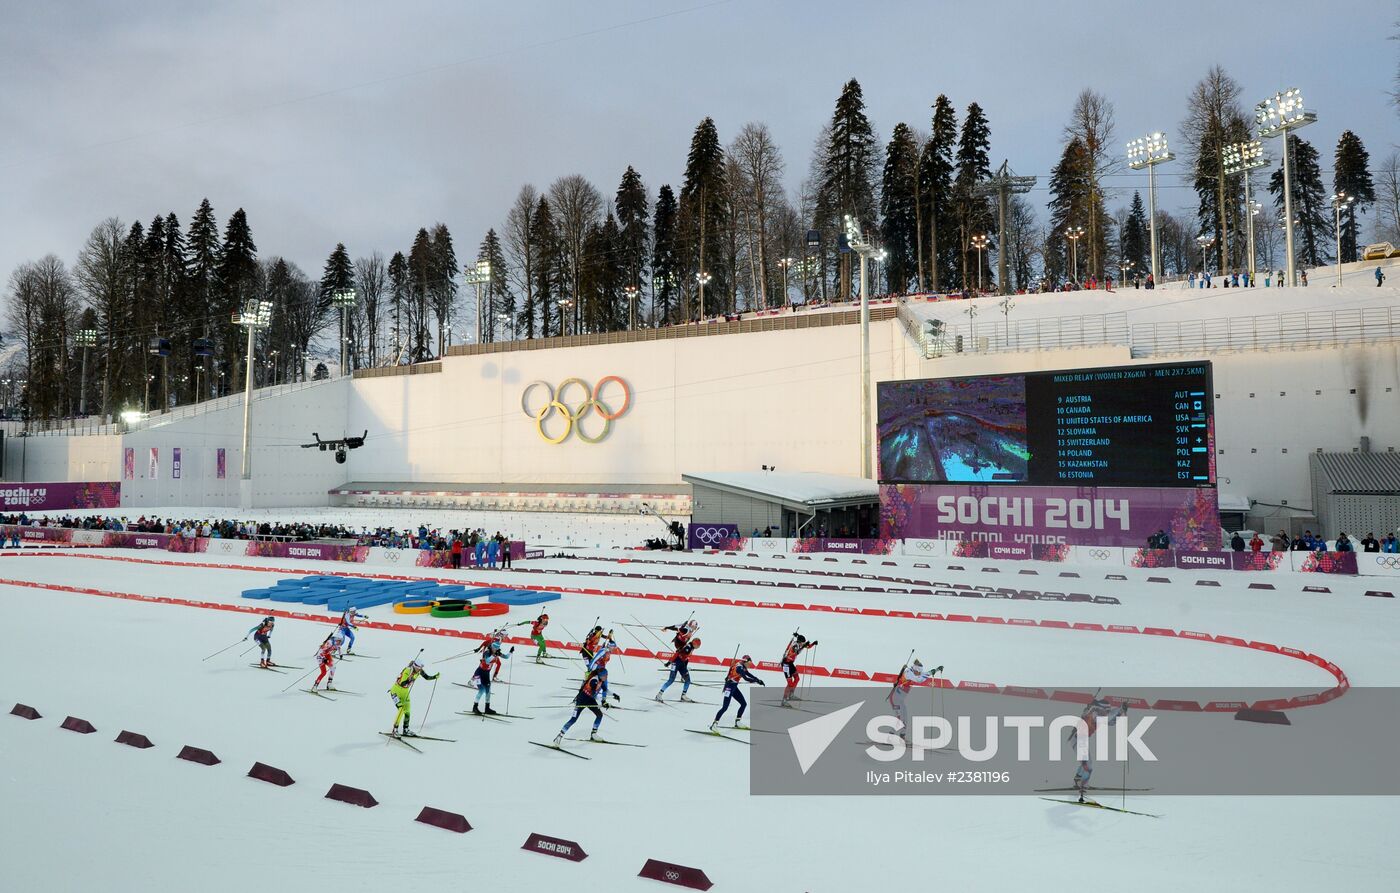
top-left (388, 658), bottom-right (439, 737)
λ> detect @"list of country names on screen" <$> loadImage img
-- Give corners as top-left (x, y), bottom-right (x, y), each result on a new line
top-left (1040, 364), bottom-right (1211, 485)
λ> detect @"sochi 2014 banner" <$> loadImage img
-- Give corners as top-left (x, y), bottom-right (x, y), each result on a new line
top-left (880, 483), bottom-right (1219, 551)
top-left (0, 482), bottom-right (121, 512)
top-left (687, 523), bottom-right (741, 550)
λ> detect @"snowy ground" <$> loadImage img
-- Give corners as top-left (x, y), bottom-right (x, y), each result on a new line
top-left (2, 544), bottom-right (1397, 891)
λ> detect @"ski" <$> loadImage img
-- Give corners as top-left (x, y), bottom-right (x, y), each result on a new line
top-left (302, 689), bottom-right (337, 700)
top-left (572, 737), bottom-right (647, 747)
top-left (686, 728), bottom-right (751, 745)
top-left (322, 688), bottom-right (362, 696)
top-left (1034, 786), bottom-right (1154, 793)
top-left (249, 664), bottom-right (286, 673)
top-left (777, 703), bottom-right (824, 715)
top-left (1039, 797), bottom-right (1160, 818)
top-left (379, 732), bottom-right (422, 753)
top-left (340, 653), bottom-right (378, 659)
top-left (531, 741), bottom-right (591, 759)
top-left (404, 733), bottom-right (456, 742)
top-left (856, 739), bottom-right (955, 754)
top-left (455, 710), bottom-right (513, 722)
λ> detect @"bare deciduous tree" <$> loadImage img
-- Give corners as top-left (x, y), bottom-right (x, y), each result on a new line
top-left (354, 252), bottom-right (386, 366)
top-left (729, 122), bottom-right (785, 308)
top-left (1065, 89), bottom-right (1117, 277)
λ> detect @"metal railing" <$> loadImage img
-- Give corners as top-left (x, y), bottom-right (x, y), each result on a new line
top-left (925, 313), bottom-right (1131, 357)
top-left (1130, 306), bottom-right (1400, 357)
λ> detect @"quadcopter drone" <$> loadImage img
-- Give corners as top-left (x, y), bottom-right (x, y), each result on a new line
top-left (301, 431), bottom-right (367, 464)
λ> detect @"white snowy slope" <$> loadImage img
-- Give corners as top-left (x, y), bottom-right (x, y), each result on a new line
top-left (1, 547), bottom-right (1398, 891)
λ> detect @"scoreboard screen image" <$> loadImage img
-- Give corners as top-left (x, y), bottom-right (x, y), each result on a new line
top-left (877, 361), bottom-right (1215, 488)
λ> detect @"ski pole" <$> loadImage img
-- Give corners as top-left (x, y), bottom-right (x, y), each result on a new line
top-left (281, 666), bottom-right (316, 692)
top-left (506, 651), bottom-right (514, 715)
top-left (203, 638), bottom-right (248, 661)
top-left (240, 644), bottom-right (258, 657)
top-left (421, 675), bottom-right (440, 729)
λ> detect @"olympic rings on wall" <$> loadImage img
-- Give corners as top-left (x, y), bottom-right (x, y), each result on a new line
top-left (521, 376), bottom-right (631, 444)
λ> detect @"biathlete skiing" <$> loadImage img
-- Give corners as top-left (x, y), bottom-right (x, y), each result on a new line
top-left (247, 616), bottom-right (276, 668)
top-left (781, 632), bottom-right (818, 706)
top-left (711, 654), bottom-right (764, 731)
top-left (387, 658), bottom-right (439, 737)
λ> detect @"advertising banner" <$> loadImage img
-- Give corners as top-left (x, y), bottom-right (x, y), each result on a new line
top-left (880, 483), bottom-right (1219, 551)
top-left (1176, 550), bottom-right (1232, 571)
top-left (0, 482), bottom-right (121, 512)
top-left (172, 448), bottom-right (182, 479)
top-left (148, 448), bottom-right (158, 479)
top-left (123, 448), bottom-right (135, 481)
top-left (1230, 551), bottom-right (1287, 572)
top-left (247, 541), bottom-right (368, 563)
top-left (216, 448), bottom-right (226, 480)
top-left (792, 537), bottom-right (896, 555)
top-left (1356, 553), bottom-right (1400, 577)
top-left (687, 523), bottom-right (741, 550)
top-left (1293, 551), bottom-right (1359, 575)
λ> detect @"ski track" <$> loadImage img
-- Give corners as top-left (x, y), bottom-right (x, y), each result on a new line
top-left (1, 545), bottom-right (1398, 891)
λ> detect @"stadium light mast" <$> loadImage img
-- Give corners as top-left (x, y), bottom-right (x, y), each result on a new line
top-left (232, 297), bottom-right (273, 507)
top-left (844, 214), bottom-right (884, 480)
top-left (1127, 132), bottom-right (1174, 284)
top-left (695, 271), bottom-right (712, 319)
top-left (332, 288), bottom-right (355, 374)
top-left (1066, 225), bottom-right (1086, 286)
top-left (1256, 88), bottom-right (1316, 286)
top-left (971, 234), bottom-right (991, 292)
top-left (75, 328), bottom-right (97, 415)
top-left (464, 260), bottom-right (492, 344)
top-left (777, 257), bottom-right (795, 306)
top-left (1331, 192), bottom-right (1354, 286)
top-left (624, 284), bottom-right (640, 330)
top-left (1223, 140), bottom-right (1270, 282)
top-left (1196, 235), bottom-right (1216, 277)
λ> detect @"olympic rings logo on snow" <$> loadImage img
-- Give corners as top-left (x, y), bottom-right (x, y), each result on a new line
top-left (693, 526), bottom-right (734, 545)
top-left (1089, 549), bottom-right (1111, 561)
top-left (1375, 556), bottom-right (1400, 570)
top-left (521, 376), bottom-right (631, 444)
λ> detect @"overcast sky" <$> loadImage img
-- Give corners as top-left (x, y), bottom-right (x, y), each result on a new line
top-left (2, 0), bottom-right (1395, 310)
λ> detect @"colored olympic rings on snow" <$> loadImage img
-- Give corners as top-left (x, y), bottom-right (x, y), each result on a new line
top-left (520, 376), bottom-right (631, 444)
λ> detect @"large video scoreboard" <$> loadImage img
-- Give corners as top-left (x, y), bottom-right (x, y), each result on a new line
top-left (877, 361), bottom-right (1214, 488)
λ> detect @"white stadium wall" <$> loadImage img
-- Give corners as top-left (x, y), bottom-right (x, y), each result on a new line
top-left (345, 320), bottom-right (907, 486)
top-left (6, 318), bottom-right (1398, 516)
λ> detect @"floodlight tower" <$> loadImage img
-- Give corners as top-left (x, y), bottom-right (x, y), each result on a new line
top-left (843, 214), bottom-right (885, 480)
top-left (332, 288), bottom-right (355, 374)
top-left (464, 260), bottom-right (492, 344)
top-left (1222, 140), bottom-right (1270, 281)
top-left (1127, 132), bottom-right (1174, 283)
top-left (1256, 89), bottom-right (1316, 286)
top-left (1066, 226), bottom-right (1086, 285)
top-left (75, 328), bottom-right (97, 415)
top-left (971, 234), bottom-right (991, 292)
top-left (232, 297), bottom-right (273, 506)
top-left (1331, 192), bottom-right (1355, 286)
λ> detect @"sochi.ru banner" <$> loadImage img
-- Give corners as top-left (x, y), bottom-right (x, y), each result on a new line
top-left (749, 687), bottom-right (1399, 796)
top-left (687, 523), bottom-right (740, 550)
top-left (0, 482), bottom-right (121, 511)
top-left (880, 483), bottom-right (1218, 551)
